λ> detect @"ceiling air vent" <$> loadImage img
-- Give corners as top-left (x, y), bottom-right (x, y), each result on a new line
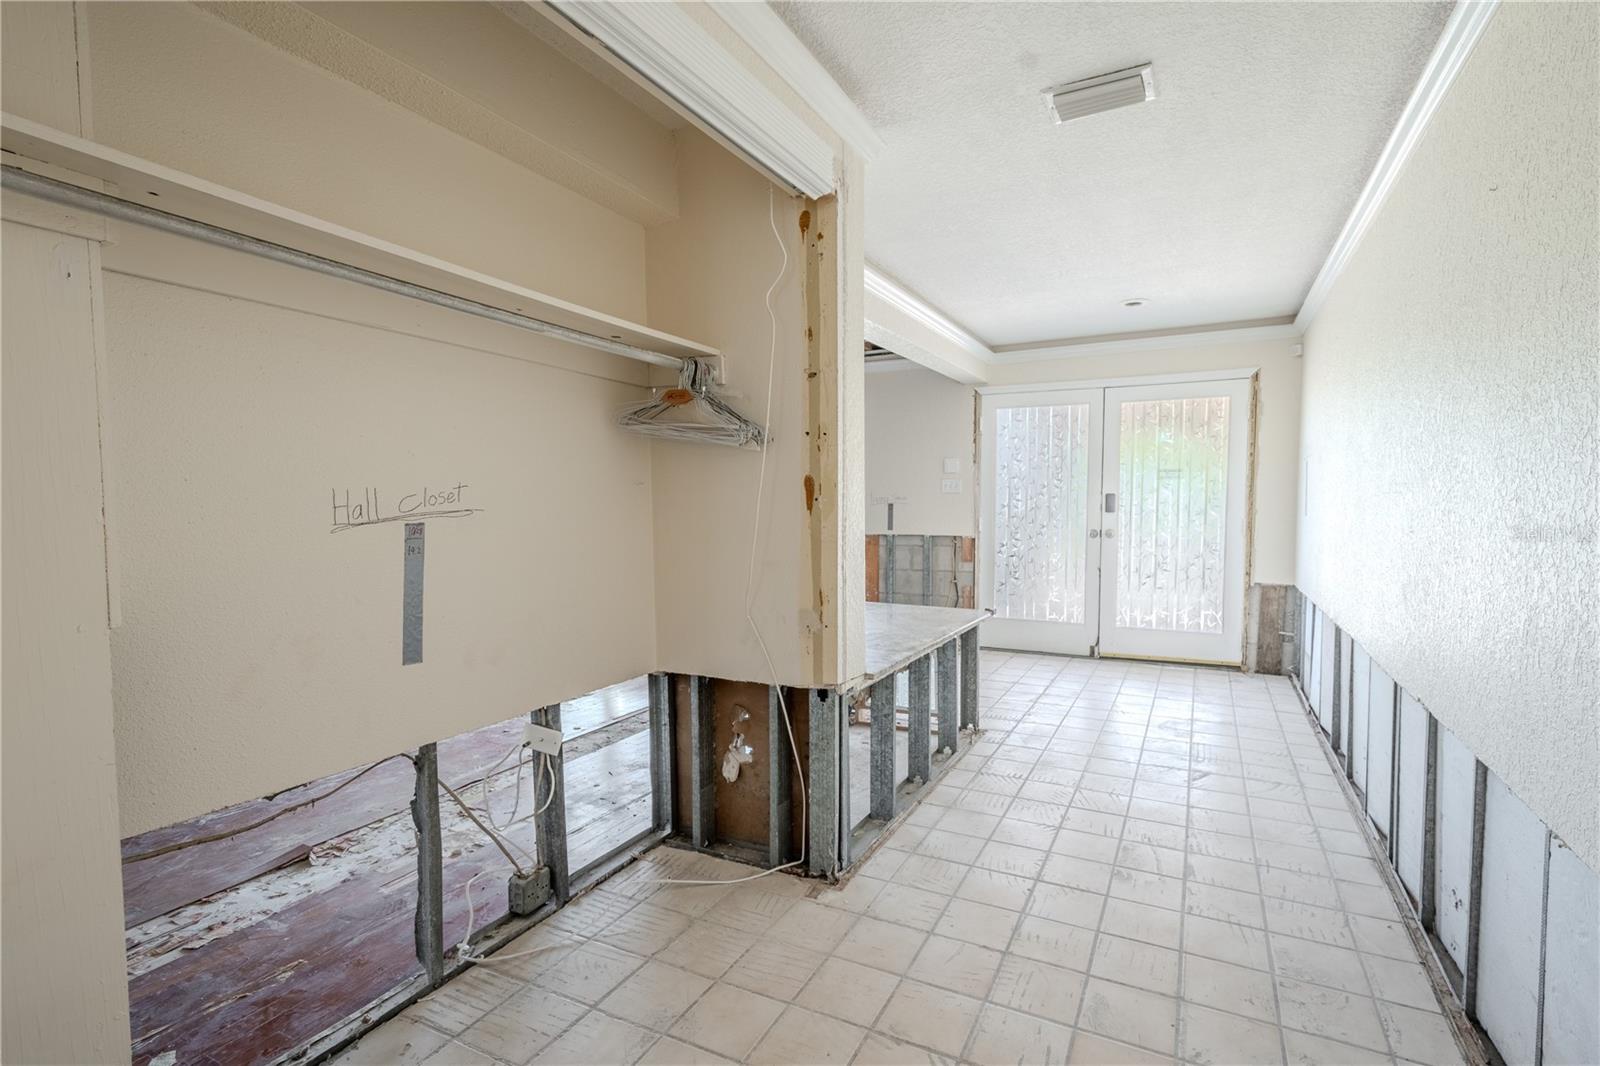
top-left (1044, 64), bottom-right (1154, 125)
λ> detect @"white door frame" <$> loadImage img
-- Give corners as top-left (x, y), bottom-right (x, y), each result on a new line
top-left (977, 368), bottom-right (1258, 666)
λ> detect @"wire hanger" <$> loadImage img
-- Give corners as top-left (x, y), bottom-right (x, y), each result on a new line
top-left (618, 359), bottom-right (766, 448)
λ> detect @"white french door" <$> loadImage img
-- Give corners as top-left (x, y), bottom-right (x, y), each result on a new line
top-left (979, 376), bottom-right (1252, 665)
top-left (978, 389), bottom-right (1103, 655)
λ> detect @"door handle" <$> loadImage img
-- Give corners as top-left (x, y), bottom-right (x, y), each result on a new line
top-left (1103, 529), bottom-right (1116, 540)
top-left (1088, 529), bottom-right (1100, 539)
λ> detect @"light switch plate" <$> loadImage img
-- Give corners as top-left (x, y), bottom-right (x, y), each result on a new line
top-left (943, 457), bottom-right (960, 474)
top-left (523, 723), bottom-right (563, 755)
top-left (941, 478), bottom-right (961, 494)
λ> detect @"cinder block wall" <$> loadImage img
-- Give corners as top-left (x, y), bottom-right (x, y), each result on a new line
top-left (865, 535), bottom-right (974, 608)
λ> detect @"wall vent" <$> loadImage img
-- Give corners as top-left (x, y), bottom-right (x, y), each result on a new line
top-left (1044, 64), bottom-right (1155, 125)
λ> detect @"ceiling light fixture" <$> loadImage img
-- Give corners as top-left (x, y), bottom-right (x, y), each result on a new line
top-left (1044, 63), bottom-right (1155, 125)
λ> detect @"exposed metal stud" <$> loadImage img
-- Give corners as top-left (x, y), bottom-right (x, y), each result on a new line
top-left (869, 677), bottom-right (897, 821)
top-left (648, 673), bottom-right (675, 834)
top-left (410, 743), bottom-right (444, 987)
top-left (1330, 626), bottom-right (1343, 756)
top-left (959, 628), bottom-right (980, 731)
top-left (936, 638), bottom-right (959, 753)
top-left (885, 535), bottom-right (896, 602)
top-left (1535, 828), bottom-right (1552, 1066)
top-left (688, 676), bottom-right (716, 848)
top-left (807, 688), bottom-right (841, 878)
top-left (768, 685), bottom-right (792, 867)
top-left (1421, 714), bottom-right (1439, 929)
top-left (532, 704), bottom-right (570, 902)
top-left (922, 535), bottom-right (934, 605)
top-left (1465, 759), bottom-right (1488, 1018)
top-left (907, 654), bottom-right (932, 784)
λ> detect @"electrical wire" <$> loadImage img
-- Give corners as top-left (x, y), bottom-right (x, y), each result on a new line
top-left (648, 186), bottom-right (811, 888)
top-left (120, 754), bottom-right (411, 865)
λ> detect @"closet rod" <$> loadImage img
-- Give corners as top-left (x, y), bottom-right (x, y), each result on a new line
top-left (1, 165), bottom-right (686, 370)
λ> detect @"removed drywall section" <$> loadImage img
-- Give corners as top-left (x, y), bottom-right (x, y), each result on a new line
top-left (1433, 722), bottom-right (1476, 981)
top-left (865, 363), bottom-right (976, 536)
top-left (1296, 0), bottom-right (1599, 867)
top-left (1365, 660), bottom-right (1396, 842)
top-left (1349, 642), bottom-right (1371, 794)
top-left (867, 535), bottom-right (975, 608)
top-left (1543, 838), bottom-right (1600, 1066)
top-left (1295, 591), bottom-right (1600, 1066)
top-left (1475, 774), bottom-right (1547, 1063)
top-left (645, 130), bottom-right (815, 686)
top-left (1394, 691), bottom-right (1428, 904)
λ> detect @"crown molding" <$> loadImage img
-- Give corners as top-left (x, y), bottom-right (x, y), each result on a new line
top-left (545, 1), bottom-right (835, 198)
top-left (990, 321), bottom-right (1301, 364)
top-left (708, 2), bottom-right (883, 164)
top-left (864, 266), bottom-right (993, 363)
top-left (1295, 0), bottom-right (1500, 331)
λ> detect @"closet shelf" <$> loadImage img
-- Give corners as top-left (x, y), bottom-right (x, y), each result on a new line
top-left (0, 113), bottom-right (720, 365)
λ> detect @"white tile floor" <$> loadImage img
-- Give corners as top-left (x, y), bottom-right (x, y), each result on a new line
top-left (335, 652), bottom-right (1466, 1066)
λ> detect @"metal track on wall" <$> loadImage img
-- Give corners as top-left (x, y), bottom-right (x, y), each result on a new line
top-left (0, 165), bottom-right (689, 370)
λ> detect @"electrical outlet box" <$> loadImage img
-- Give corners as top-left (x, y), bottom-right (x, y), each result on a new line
top-left (508, 866), bottom-right (552, 915)
top-left (943, 457), bottom-right (960, 474)
top-left (941, 478), bottom-right (961, 494)
top-left (523, 723), bottom-right (563, 755)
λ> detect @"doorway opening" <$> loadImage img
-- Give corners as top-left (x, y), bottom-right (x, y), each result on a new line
top-left (979, 375), bottom-right (1254, 665)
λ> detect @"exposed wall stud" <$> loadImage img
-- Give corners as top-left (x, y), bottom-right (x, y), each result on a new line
top-left (959, 628), bottom-right (979, 731)
top-left (922, 535), bottom-right (933, 605)
top-left (1535, 828), bottom-right (1552, 1066)
top-left (885, 534), bottom-right (896, 602)
top-left (907, 654), bottom-right (932, 784)
top-left (768, 685), bottom-right (792, 867)
top-left (532, 704), bottom-right (570, 902)
top-left (648, 673), bottom-right (675, 834)
top-left (1421, 714), bottom-right (1439, 929)
top-left (688, 676), bottom-right (716, 848)
top-left (807, 688), bottom-right (841, 878)
top-left (1465, 759), bottom-right (1488, 1018)
top-left (410, 742), bottom-right (444, 987)
top-left (1329, 625), bottom-right (1343, 756)
top-left (869, 676), bottom-right (896, 820)
top-left (936, 638), bottom-right (959, 752)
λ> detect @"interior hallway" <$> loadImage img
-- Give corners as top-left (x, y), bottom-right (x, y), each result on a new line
top-left (335, 650), bottom-right (1461, 1066)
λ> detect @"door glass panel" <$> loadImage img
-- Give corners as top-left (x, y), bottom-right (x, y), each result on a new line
top-left (1115, 396), bottom-right (1229, 633)
top-left (992, 404), bottom-right (1090, 623)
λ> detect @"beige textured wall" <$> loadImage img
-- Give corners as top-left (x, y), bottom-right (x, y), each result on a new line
top-left (75, 1), bottom-right (674, 834)
top-left (865, 366), bottom-right (977, 536)
top-left (682, 0), bottom-right (867, 684)
top-left (85, 1), bottom-right (652, 322)
top-left (1, 4), bottom-right (135, 1061)
top-left (645, 131), bottom-right (817, 686)
top-left (985, 335), bottom-right (1303, 587)
top-left (1297, 2), bottom-right (1598, 868)
top-left (102, 231), bottom-right (659, 834)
